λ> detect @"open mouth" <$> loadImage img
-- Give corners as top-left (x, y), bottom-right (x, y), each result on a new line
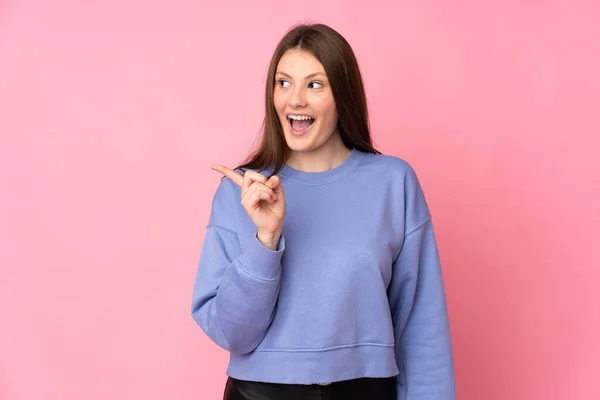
top-left (287, 115), bottom-right (315, 134)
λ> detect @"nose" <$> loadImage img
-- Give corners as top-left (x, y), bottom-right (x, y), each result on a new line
top-left (289, 86), bottom-right (307, 108)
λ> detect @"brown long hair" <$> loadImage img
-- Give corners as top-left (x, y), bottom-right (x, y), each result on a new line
top-left (235, 23), bottom-right (381, 176)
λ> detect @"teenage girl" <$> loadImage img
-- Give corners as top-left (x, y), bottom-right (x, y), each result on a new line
top-left (191, 23), bottom-right (456, 400)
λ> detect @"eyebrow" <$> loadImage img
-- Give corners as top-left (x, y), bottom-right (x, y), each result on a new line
top-left (276, 71), bottom-right (326, 80)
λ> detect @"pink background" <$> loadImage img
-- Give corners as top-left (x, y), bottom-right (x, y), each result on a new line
top-left (1, 1), bottom-right (599, 399)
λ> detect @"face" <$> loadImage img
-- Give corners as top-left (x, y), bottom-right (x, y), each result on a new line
top-left (273, 49), bottom-right (339, 153)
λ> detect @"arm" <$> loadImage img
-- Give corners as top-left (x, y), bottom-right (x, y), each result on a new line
top-left (388, 168), bottom-right (456, 399)
top-left (191, 178), bottom-right (285, 355)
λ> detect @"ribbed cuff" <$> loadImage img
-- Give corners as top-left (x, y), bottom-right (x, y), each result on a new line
top-left (236, 234), bottom-right (285, 281)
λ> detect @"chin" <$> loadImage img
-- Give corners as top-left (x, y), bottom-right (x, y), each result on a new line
top-left (284, 140), bottom-right (309, 152)
top-left (284, 137), bottom-right (311, 151)
top-left (286, 140), bottom-right (324, 154)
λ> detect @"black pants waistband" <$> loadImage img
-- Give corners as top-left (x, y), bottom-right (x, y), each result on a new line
top-left (223, 376), bottom-right (396, 400)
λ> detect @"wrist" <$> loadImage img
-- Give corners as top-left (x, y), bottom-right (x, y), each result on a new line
top-left (256, 231), bottom-right (281, 250)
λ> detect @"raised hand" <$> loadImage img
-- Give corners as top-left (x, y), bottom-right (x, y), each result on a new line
top-left (211, 164), bottom-right (286, 250)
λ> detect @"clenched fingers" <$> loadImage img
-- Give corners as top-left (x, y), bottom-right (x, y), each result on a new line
top-left (242, 181), bottom-right (276, 204)
top-left (242, 170), bottom-right (269, 197)
top-left (242, 188), bottom-right (277, 209)
top-left (265, 175), bottom-right (282, 194)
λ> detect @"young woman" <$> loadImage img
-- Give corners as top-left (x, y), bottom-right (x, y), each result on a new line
top-left (191, 23), bottom-right (456, 400)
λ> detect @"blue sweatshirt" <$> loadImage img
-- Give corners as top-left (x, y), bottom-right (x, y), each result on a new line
top-left (191, 148), bottom-right (456, 399)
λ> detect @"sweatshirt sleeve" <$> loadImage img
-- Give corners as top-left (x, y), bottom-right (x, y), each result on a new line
top-left (388, 167), bottom-right (456, 399)
top-left (190, 177), bottom-right (285, 355)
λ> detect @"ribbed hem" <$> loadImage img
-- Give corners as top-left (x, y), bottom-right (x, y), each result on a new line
top-left (236, 234), bottom-right (285, 281)
top-left (227, 344), bottom-right (399, 384)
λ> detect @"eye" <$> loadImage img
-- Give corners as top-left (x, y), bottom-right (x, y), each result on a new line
top-left (309, 81), bottom-right (323, 89)
top-left (277, 79), bottom-right (290, 88)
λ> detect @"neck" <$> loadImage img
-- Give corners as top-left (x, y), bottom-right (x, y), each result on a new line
top-left (286, 135), bottom-right (352, 173)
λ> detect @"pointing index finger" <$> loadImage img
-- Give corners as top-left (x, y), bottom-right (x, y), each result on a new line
top-left (210, 164), bottom-right (244, 187)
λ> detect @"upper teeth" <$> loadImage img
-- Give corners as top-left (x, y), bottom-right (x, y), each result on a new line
top-left (289, 115), bottom-right (313, 120)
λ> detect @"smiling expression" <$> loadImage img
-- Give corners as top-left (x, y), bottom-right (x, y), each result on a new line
top-left (273, 49), bottom-right (339, 152)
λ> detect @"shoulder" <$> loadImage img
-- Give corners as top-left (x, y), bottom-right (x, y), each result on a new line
top-left (360, 151), bottom-right (420, 183)
top-left (209, 165), bottom-right (267, 229)
top-left (211, 176), bottom-right (236, 212)
top-left (361, 151), bottom-right (431, 219)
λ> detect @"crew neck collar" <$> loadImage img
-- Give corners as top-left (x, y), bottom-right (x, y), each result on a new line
top-left (279, 148), bottom-right (365, 185)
